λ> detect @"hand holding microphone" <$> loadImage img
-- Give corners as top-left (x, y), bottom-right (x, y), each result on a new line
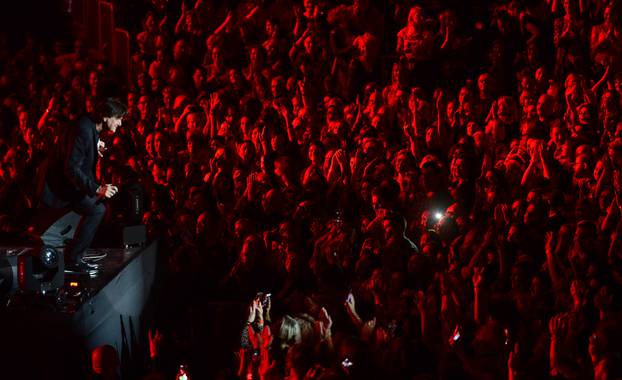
top-left (97, 139), bottom-right (107, 157)
top-left (97, 184), bottom-right (118, 199)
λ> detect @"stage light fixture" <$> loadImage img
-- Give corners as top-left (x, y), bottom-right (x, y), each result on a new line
top-left (40, 246), bottom-right (59, 269)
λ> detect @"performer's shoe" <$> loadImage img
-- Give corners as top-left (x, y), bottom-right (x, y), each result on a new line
top-left (83, 251), bottom-right (107, 262)
top-left (66, 258), bottom-right (99, 274)
top-left (77, 257), bottom-right (100, 270)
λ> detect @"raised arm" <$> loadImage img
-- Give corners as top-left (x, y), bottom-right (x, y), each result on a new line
top-left (175, 105), bottom-right (192, 135)
top-left (344, 292), bottom-right (364, 331)
top-left (38, 97), bottom-right (57, 130)
top-left (175, 2), bottom-right (187, 35)
top-left (591, 65), bottom-right (610, 95)
top-left (545, 232), bottom-right (565, 291)
top-left (521, 145), bottom-right (539, 187)
top-left (212, 11), bottom-right (233, 37)
top-left (289, 28), bottom-right (311, 61)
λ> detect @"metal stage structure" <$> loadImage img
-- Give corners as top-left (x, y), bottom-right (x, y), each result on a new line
top-left (0, 241), bottom-right (157, 378)
top-left (67, 242), bottom-right (158, 352)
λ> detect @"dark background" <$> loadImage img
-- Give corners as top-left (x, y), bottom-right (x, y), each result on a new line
top-left (0, 0), bottom-right (72, 47)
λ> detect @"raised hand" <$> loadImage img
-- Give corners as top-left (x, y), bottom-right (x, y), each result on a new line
top-left (493, 204), bottom-right (506, 225)
top-left (319, 307), bottom-right (332, 330)
top-left (414, 290), bottom-right (425, 312)
top-left (435, 90), bottom-right (444, 111)
top-left (254, 298), bottom-right (264, 323)
top-left (265, 294), bottom-right (272, 316)
top-left (317, 307), bottom-right (333, 340)
top-left (293, 4), bottom-right (303, 20)
top-left (148, 329), bottom-right (163, 359)
top-left (247, 300), bottom-right (257, 324)
top-left (571, 280), bottom-right (587, 309)
top-left (508, 342), bottom-right (519, 371)
top-left (297, 81), bottom-right (306, 96)
top-left (344, 291), bottom-right (356, 314)
top-left (260, 126), bottom-right (267, 141)
top-left (548, 314), bottom-right (567, 339)
top-left (209, 93), bottom-right (220, 113)
top-left (472, 266), bottom-right (484, 288)
top-left (448, 325), bottom-right (461, 347)
top-left (47, 96), bottom-right (58, 111)
top-left (303, 364), bottom-right (325, 380)
top-left (545, 231), bottom-right (555, 256)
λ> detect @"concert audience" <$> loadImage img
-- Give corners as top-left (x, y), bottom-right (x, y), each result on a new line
top-left (2, 0), bottom-right (622, 378)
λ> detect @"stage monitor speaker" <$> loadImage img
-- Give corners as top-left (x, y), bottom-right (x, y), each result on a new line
top-left (122, 225), bottom-right (146, 249)
top-left (122, 183), bottom-right (144, 225)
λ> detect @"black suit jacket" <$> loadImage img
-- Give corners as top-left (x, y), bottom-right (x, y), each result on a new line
top-left (43, 115), bottom-right (100, 203)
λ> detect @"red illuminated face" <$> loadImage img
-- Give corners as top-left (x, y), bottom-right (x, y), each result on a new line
top-left (187, 113), bottom-right (199, 130)
top-left (144, 13), bottom-right (156, 31)
top-left (497, 99), bottom-right (510, 121)
top-left (308, 144), bottom-right (323, 164)
top-left (154, 133), bottom-right (165, 155)
top-left (127, 93), bottom-right (137, 108)
top-left (550, 127), bottom-right (565, 144)
top-left (265, 20), bottom-right (276, 38)
top-left (138, 96), bottom-right (149, 115)
top-left (408, 7), bottom-right (424, 28)
top-left (89, 71), bottom-right (99, 89)
top-left (304, 0), bottom-right (314, 13)
top-left (145, 134), bottom-right (153, 155)
top-left (608, 146), bottom-right (622, 167)
top-left (478, 74), bottom-right (490, 93)
top-left (458, 87), bottom-right (471, 106)
top-left (104, 116), bottom-right (123, 133)
top-left (193, 69), bottom-right (204, 88)
top-left (578, 105), bottom-right (591, 125)
top-left (18, 111), bottom-right (28, 129)
top-left (303, 36), bottom-right (314, 55)
top-left (446, 101), bottom-right (457, 120)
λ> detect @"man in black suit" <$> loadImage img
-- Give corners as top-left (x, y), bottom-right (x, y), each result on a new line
top-left (41, 98), bottom-right (127, 273)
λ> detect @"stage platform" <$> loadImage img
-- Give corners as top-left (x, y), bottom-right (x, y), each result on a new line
top-left (0, 241), bottom-right (158, 377)
top-left (62, 245), bottom-right (153, 312)
top-left (64, 241), bottom-right (158, 351)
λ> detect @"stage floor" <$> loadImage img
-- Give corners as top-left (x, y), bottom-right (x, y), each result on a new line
top-left (62, 247), bottom-right (145, 313)
top-left (0, 241), bottom-right (158, 378)
top-left (65, 248), bottom-right (142, 296)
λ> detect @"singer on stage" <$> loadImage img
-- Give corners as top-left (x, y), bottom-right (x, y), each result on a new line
top-left (40, 98), bottom-right (127, 273)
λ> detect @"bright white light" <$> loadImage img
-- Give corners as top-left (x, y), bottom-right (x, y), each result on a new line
top-left (434, 212), bottom-right (443, 221)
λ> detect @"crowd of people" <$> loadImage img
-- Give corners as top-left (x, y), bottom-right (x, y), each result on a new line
top-left (2, 0), bottom-right (622, 378)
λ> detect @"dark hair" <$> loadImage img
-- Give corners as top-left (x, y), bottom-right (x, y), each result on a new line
top-left (91, 98), bottom-right (127, 123)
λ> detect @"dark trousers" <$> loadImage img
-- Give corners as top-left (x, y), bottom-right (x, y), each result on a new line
top-left (42, 183), bottom-right (106, 262)
top-left (65, 195), bottom-right (106, 261)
